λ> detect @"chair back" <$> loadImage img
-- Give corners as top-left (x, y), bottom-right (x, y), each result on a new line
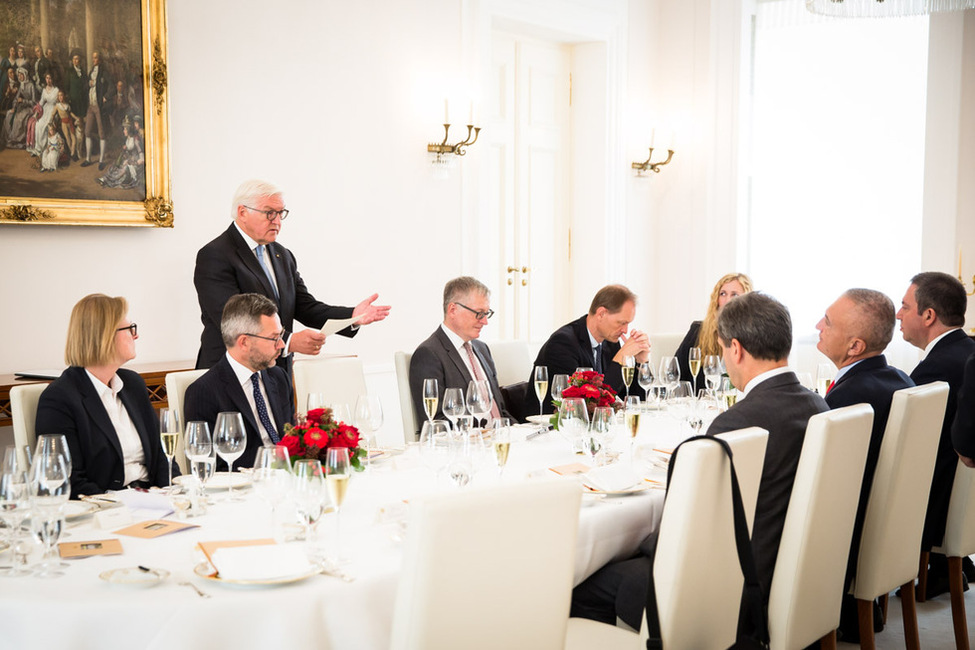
top-left (10, 383), bottom-right (48, 457)
top-left (489, 340), bottom-right (532, 387)
top-left (165, 369), bottom-right (207, 474)
top-left (936, 459), bottom-right (975, 559)
top-left (768, 404), bottom-right (873, 649)
top-left (714, 426), bottom-right (769, 532)
top-left (851, 382), bottom-right (949, 599)
top-left (292, 356), bottom-right (367, 414)
top-left (648, 333), bottom-right (684, 360)
top-left (390, 480), bottom-right (581, 650)
top-left (653, 429), bottom-right (768, 650)
top-left (394, 351), bottom-right (418, 441)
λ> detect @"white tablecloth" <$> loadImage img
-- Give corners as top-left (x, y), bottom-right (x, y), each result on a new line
top-left (0, 426), bottom-right (682, 650)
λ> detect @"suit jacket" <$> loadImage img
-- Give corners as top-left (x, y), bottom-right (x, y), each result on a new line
top-left (193, 224), bottom-right (356, 371)
top-left (706, 371), bottom-right (829, 600)
top-left (34, 366), bottom-right (171, 496)
top-left (674, 320), bottom-right (703, 385)
top-left (910, 329), bottom-right (975, 549)
top-left (826, 354), bottom-right (914, 583)
top-left (531, 315), bottom-right (636, 413)
top-left (408, 327), bottom-right (512, 436)
top-left (951, 351), bottom-right (975, 460)
top-left (183, 355), bottom-right (295, 471)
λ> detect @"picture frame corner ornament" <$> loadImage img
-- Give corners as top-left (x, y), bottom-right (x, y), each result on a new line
top-left (144, 197), bottom-right (174, 228)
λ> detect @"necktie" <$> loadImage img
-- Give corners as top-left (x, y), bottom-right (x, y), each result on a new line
top-left (593, 342), bottom-right (603, 374)
top-left (250, 372), bottom-right (280, 443)
top-left (254, 245), bottom-right (279, 299)
top-left (464, 342), bottom-right (501, 420)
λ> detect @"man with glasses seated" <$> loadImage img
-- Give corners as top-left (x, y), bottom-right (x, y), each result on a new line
top-left (194, 178), bottom-right (391, 374)
top-left (408, 277), bottom-right (513, 437)
top-left (184, 293), bottom-right (294, 470)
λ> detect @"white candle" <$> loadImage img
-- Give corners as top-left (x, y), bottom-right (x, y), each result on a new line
top-left (444, 99), bottom-right (449, 124)
top-left (469, 101), bottom-right (474, 125)
top-left (649, 128), bottom-right (655, 148)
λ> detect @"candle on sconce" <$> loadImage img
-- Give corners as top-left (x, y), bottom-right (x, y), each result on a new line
top-left (444, 99), bottom-right (449, 124)
top-left (649, 128), bottom-right (656, 148)
top-left (469, 101), bottom-right (474, 125)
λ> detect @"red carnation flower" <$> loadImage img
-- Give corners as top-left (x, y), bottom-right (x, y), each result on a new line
top-left (303, 427), bottom-right (328, 448)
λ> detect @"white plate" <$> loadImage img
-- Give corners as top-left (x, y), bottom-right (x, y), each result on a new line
top-left (99, 566), bottom-right (169, 587)
top-left (175, 472), bottom-right (251, 490)
top-left (193, 562), bottom-right (320, 587)
top-left (526, 415), bottom-right (553, 426)
top-left (582, 482), bottom-right (656, 497)
top-left (64, 501), bottom-right (99, 520)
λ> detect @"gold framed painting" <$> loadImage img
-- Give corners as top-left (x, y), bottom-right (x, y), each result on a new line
top-left (0, 0), bottom-right (172, 227)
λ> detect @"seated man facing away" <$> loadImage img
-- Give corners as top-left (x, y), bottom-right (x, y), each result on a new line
top-left (184, 293), bottom-right (295, 471)
top-left (408, 276), bottom-right (513, 437)
top-left (951, 351), bottom-right (975, 468)
top-left (570, 293), bottom-right (826, 630)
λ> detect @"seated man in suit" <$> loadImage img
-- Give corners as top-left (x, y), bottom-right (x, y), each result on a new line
top-left (184, 293), bottom-right (294, 470)
top-left (951, 351), bottom-right (975, 468)
top-left (896, 271), bottom-right (975, 596)
top-left (408, 277), bottom-right (513, 436)
top-left (816, 288), bottom-right (914, 640)
top-left (570, 293), bottom-right (826, 630)
top-left (531, 284), bottom-right (650, 413)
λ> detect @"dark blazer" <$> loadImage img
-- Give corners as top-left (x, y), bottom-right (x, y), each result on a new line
top-left (34, 367), bottom-right (171, 497)
top-left (706, 371), bottom-right (829, 599)
top-left (674, 320), bottom-right (703, 385)
top-left (408, 327), bottom-right (512, 436)
top-left (826, 354), bottom-right (914, 583)
top-left (910, 329), bottom-right (975, 549)
top-left (193, 224), bottom-right (357, 371)
top-left (531, 315), bottom-right (639, 413)
top-left (951, 351), bottom-right (975, 460)
top-left (183, 355), bottom-right (294, 471)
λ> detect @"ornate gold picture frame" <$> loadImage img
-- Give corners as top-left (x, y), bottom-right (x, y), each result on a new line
top-left (0, 0), bottom-right (172, 227)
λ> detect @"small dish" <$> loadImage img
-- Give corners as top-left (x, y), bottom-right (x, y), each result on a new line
top-left (99, 566), bottom-right (169, 587)
top-left (193, 562), bottom-right (320, 587)
top-left (526, 414), bottom-right (554, 426)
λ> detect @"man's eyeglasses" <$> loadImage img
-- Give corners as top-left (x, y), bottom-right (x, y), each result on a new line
top-left (244, 331), bottom-right (285, 344)
top-left (455, 303), bottom-right (494, 320)
top-left (116, 323), bottom-right (138, 337)
top-left (243, 205), bottom-right (290, 221)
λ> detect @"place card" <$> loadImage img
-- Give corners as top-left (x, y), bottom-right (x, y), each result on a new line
top-left (115, 519), bottom-right (200, 539)
top-left (548, 462), bottom-right (590, 476)
top-left (95, 507), bottom-right (133, 529)
top-left (59, 538), bottom-right (124, 558)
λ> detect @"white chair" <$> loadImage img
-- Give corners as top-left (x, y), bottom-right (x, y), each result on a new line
top-left (648, 333), bottom-right (684, 360)
top-left (164, 369), bottom-right (207, 474)
top-left (10, 382), bottom-right (49, 457)
top-left (850, 382), bottom-right (949, 650)
top-left (767, 404), bottom-right (873, 650)
top-left (393, 351), bottom-right (418, 440)
top-left (391, 480), bottom-right (582, 650)
top-left (489, 339), bottom-right (532, 386)
top-left (292, 356), bottom-right (367, 413)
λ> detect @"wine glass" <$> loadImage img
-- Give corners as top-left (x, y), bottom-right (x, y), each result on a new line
top-left (557, 397), bottom-right (590, 453)
top-left (442, 388), bottom-right (466, 431)
top-left (688, 347), bottom-right (702, 394)
top-left (418, 420), bottom-right (452, 482)
top-left (621, 355), bottom-right (636, 398)
top-left (589, 406), bottom-right (614, 464)
top-left (34, 434), bottom-right (71, 481)
top-left (306, 392), bottom-right (326, 412)
top-left (533, 366), bottom-right (549, 416)
top-left (465, 379), bottom-right (492, 427)
top-left (551, 374), bottom-right (570, 403)
top-left (703, 355), bottom-right (723, 394)
top-left (422, 379), bottom-right (439, 423)
top-left (637, 361), bottom-right (654, 401)
top-left (184, 421), bottom-right (214, 493)
top-left (0, 446), bottom-right (30, 577)
top-left (252, 445), bottom-right (292, 533)
top-left (325, 448), bottom-right (351, 562)
top-left (354, 395), bottom-right (383, 470)
top-left (327, 402), bottom-right (352, 425)
top-left (659, 356), bottom-right (680, 392)
top-left (158, 407), bottom-right (181, 490)
top-left (491, 419), bottom-right (511, 478)
top-left (214, 412), bottom-right (247, 500)
top-left (28, 436), bottom-right (71, 578)
top-left (292, 459), bottom-right (326, 542)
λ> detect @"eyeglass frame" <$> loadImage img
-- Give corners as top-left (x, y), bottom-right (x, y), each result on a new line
top-left (243, 331), bottom-right (285, 344)
top-left (116, 323), bottom-right (138, 337)
top-left (242, 205), bottom-right (290, 221)
top-left (454, 302), bottom-right (495, 320)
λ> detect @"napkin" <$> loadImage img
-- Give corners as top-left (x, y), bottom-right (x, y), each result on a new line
top-left (584, 465), bottom-right (640, 492)
top-left (210, 544), bottom-right (315, 581)
top-left (115, 488), bottom-right (174, 519)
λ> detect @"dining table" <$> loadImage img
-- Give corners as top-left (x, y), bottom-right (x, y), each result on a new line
top-left (0, 414), bottom-right (694, 650)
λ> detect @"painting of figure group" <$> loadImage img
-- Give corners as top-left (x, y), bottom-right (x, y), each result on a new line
top-left (0, 41), bottom-right (145, 190)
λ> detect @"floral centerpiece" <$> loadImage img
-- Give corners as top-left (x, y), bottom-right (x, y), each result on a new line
top-left (551, 370), bottom-right (621, 427)
top-left (280, 407), bottom-right (367, 471)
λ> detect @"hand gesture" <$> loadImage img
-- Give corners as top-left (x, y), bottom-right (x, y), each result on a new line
top-left (352, 293), bottom-right (391, 325)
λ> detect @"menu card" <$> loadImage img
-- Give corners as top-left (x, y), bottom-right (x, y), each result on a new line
top-left (59, 539), bottom-right (124, 558)
top-left (114, 519), bottom-right (199, 539)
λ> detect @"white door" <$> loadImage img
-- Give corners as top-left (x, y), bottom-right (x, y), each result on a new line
top-left (487, 33), bottom-right (570, 342)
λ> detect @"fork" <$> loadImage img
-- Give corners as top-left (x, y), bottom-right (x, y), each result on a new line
top-left (178, 580), bottom-right (211, 598)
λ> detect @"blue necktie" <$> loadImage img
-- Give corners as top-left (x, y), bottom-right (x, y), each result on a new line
top-left (250, 372), bottom-right (280, 444)
top-left (255, 245), bottom-right (279, 299)
top-left (593, 343), bottom-right (603, 374)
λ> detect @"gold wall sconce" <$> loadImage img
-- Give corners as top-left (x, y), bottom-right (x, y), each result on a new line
top-left (632, 147), bottom-right (674, 176)
top-left (428, 100), bottom-right (480, 163)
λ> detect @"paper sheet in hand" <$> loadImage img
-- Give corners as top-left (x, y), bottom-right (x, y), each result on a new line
top-left (319, 316), bottom-right (362, 337)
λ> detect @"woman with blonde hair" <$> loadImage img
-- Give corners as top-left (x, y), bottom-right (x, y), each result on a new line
top-left (35, 294), bottom-right (172, 496)
top-left (674, 273), bottom-right (753, 384)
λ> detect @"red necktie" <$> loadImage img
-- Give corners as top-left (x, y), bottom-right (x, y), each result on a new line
top-left (464, 341), bottom-right (501, 419)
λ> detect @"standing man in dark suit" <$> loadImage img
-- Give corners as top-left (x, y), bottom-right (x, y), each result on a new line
top-left (816, 288), bottom-right (914, 640)
top-left (531, 284), bottom-right (650, 412)
top-left (408, 277), bottom-right (513, 436)
top-left (896, 271), bottom-right (975, 596)
top-left (194, 179), bottom-right (390, 373)
top-left (184, 293), bottom-right (294, 471)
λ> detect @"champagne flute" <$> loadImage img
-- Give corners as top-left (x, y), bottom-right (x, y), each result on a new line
top-left (158, 407), bottom-right (181, 490)
top-left (533, 366), bottom-right (549, 416)
top-left (551, 374), bottom-right (570, 404)
top-left (621, 356), bottom-right (636, 398)
top-left (465, 379), bottom-right (492, 428)
top-left (442, 388), bottom-right (466, 431)
top-left (325, 448), bottom-right (351, 562)
top-left (624, 396), bottom-right (641, 456)
top-left (0, 447), bottom-right (30, 577)
top-left (491, 419), bottom-right (511, 478)
top-left (293, 459), bottom-right (326, 541)
top-left (817, 363), bottom-right (836, 396)
top-left (354, 395), bottom-right (383, 470)
top-left (703, 355), bottom-right (723, 394)
top-left (637, 361), bottom-right (654, 401)
top-left (688, 347), bottom-right (702, 395)
top-left (214, 412), bottom-right (247, 500)
top-left (422, 379), bottom-right (439, 422)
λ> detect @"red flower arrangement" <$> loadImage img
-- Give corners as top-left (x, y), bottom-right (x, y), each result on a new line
top-left (552, 370), bottom-right (620, 423)
top-left (280, 407), bottom-right (367, 471)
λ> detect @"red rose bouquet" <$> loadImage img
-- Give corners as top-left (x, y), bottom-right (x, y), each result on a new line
top-left (551, 370), bottom-right (620, 427)
top-left (280, 407), bottom-right (367, 471)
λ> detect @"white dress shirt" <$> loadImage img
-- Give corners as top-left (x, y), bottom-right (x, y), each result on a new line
top-left (441, 324), bottom-right (489, 381)
top-left (740, 366), bottom-right (794, 399)
top-left (85, 370), bottom-right (148, 486)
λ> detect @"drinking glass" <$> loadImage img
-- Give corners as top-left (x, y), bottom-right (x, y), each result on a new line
top-left (354, 395), bottom-right (383, 470)
top-left (533, 366), bottom-right (549, 416)
top-left (558, 397), bottom-right (590, 452)
top-left (574, 367), bottom-right (593, 374)
top-left (0, 447), bottom-right (30, 577)
top-left (293, 459), bottom-right (326, 541)
top-left (551, 374), bottom-right (570, 403)
top-left (589, 406), bottom-right (614, 464)
top-left (422, 378), bottom-right (439, 423)
top-left (327, 402), bottom-right (352, 425)
top-left (491, 419), bottom-right (511, 478)
top-left (306, 392), bottom-right (326, 412)
top-left (28, 436), bottom-right (71, 578)
top-left (703, 355), bottom-right (723, 394)
top-left (817, 363), bottom-right (836, 396)
top-left (325, 448), bottom-right (351, 562)
top-left (214, 412), bottom-right (247, 500)
top-left (688, 347), bottom-right (702, 394)
top-left (184, 421), bottom-right (214, 495)
top-left (34, 434), bottom-right (71, 479)
top-left (252, 445), bottom-right (292, 531)
top-left (418, 420), bottom-right (451, 481)
top-left (624, 396), bottom-right (642, 455)
top-left (659, 356), bottom-right (680, 392)
top-left (442, 388), bottom-right (466, 430)
top-left (621, 356), bottom-right (636, 398)
top-left (637, 362), bottom-right (654, 400)
top-left (465, 379), bottom-right (492, 427)
top-left (158, 407), bottom-right (181, 490)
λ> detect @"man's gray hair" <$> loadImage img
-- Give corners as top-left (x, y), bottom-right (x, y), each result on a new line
top-left (442, 276), bottom-right (490, 316)
top-left (231, 179), bottom-right (283, 220)
top-left (843, 288), bottom-right (895, 354)
top-left (716, 292), bottom-right (792, 361)
top-left (221, 293), bottom-right (278, 347)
